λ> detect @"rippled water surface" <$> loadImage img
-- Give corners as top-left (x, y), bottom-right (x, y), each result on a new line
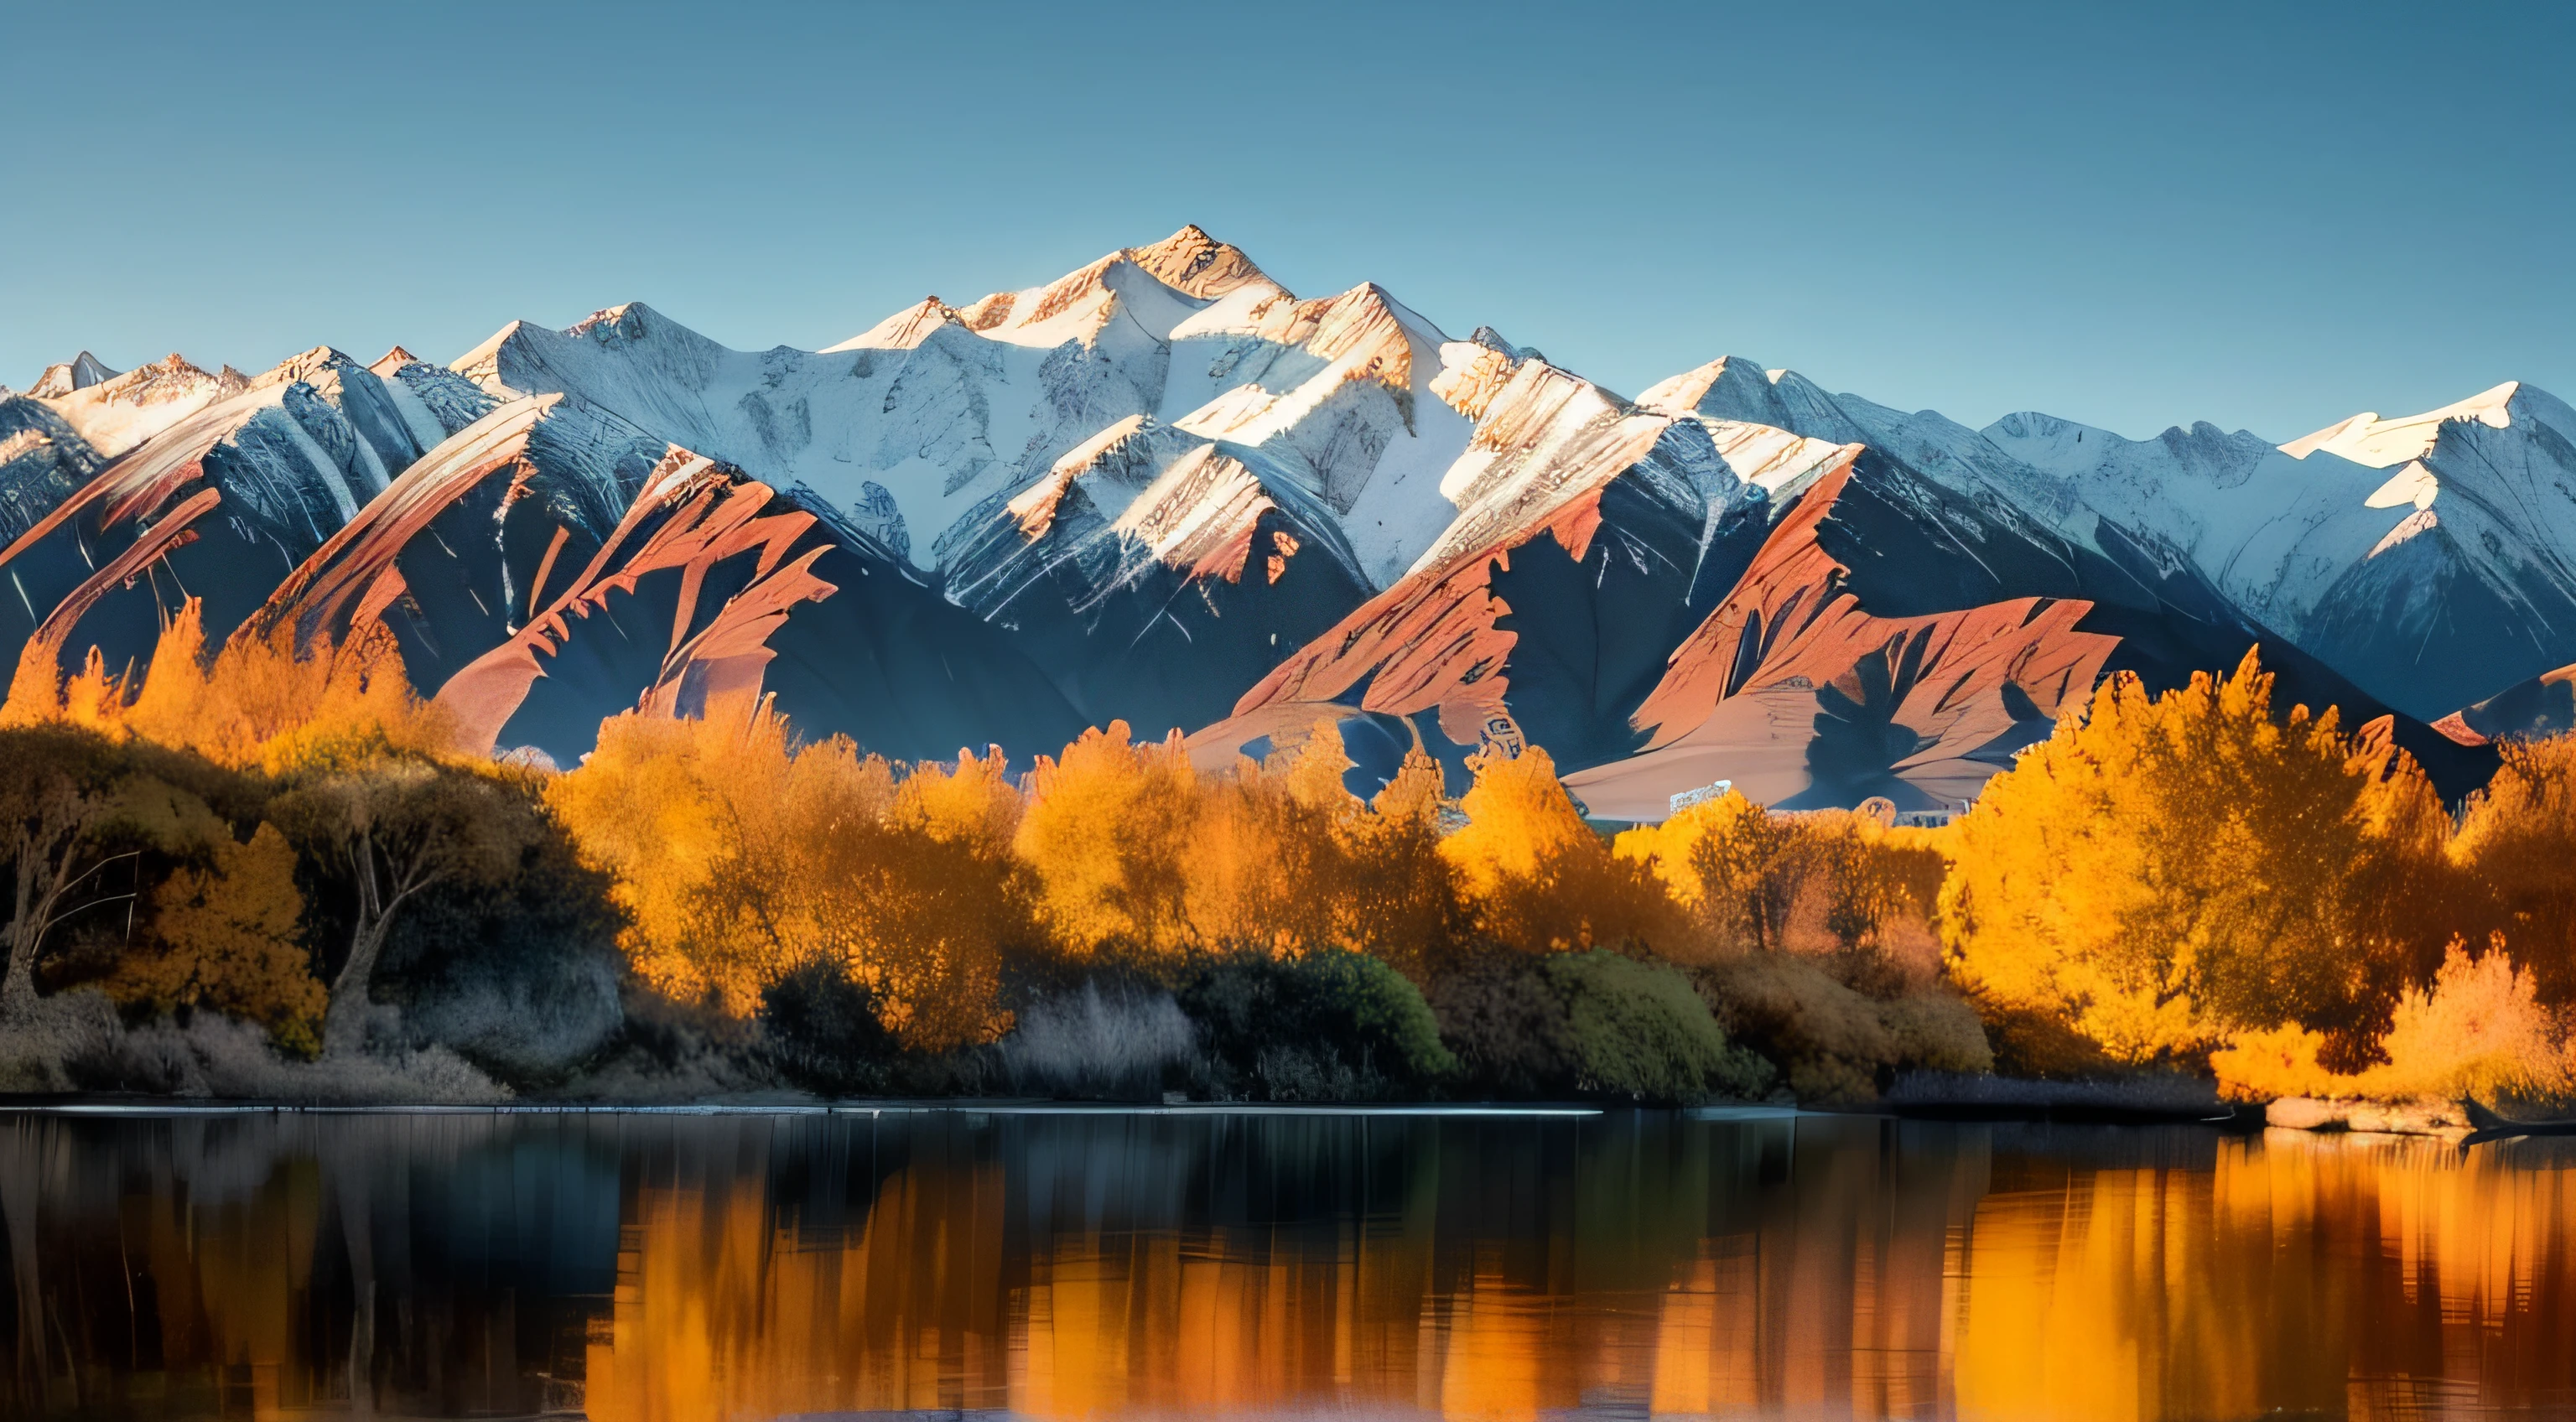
top-left (3, 1107), bottom-right (2573, 1420)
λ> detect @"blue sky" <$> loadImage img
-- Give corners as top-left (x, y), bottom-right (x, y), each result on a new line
top-left (5, 0), bottom-right (2570, 442)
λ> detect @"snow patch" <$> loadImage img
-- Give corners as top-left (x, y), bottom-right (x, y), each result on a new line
top-left (2364, 460), bottom-right (2440, 511)
top-left (2283, 381), bottom-right (2521, 466)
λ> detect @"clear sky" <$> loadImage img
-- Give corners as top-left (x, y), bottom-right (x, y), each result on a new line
top-left (5, 0), bottom-right (2571, 443)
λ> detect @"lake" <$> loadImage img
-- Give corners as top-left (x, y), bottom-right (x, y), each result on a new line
top-left (3, 1107), bottom-right (2571, 1420)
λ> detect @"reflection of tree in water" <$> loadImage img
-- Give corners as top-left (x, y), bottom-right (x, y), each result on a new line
top-left (3, 1113), bottom-right (2576, 1419)
top-left (0, 1113), bottom-right (621, 1417)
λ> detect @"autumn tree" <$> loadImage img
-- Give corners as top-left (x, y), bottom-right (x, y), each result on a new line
top-left (1441, 745), bottom-right (1675, 954)
top-left (2449, 733), bottom-right (2576, 1004)
top-left (4, 598), bottom-right (454, 773)
top-left (1328, 743), bottom-right (1465, 980)
top-left (549, 704), bottom-right (1028, 1052)
top-left (123, 604), bottom-right (454, 772)
top-left (1940, 649), bottom-right (2449, 1065)
top-left (1616, 795), bottom-right (1946, 964)
top-left (106, 823), bottom-right (326, 1055)
top-left (1014, 722), bottom-right (1202, 959)
top-left (1618, 791), bottom-right (1807, 956)
top-left (801, 743), bottom-right (1032, 1051)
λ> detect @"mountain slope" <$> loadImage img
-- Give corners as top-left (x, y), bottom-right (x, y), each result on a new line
top-left (4, 229), bottom-right (2544, 808)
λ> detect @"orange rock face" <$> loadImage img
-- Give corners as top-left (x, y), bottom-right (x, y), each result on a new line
top-left (1582, 459), bottom-right (2117, 813)
top-left (1204, 445), bottom-right (2120, 812)
top-left (422, 450), bottom-right (834, 755)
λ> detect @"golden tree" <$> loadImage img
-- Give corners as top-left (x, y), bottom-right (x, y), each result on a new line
top-left (107, 823), bottom-right (327, 1055)
top-left (1940, 649), bottom-right (2448, 1065)
top-left (1330, 744), bottom-right (1464, 979)
top-left (7, 599), bottom-right (457, 773)
top-left (548, 705), bottom-right (1025, 1051)
top-left (2449, 733), bottom-right (2576, 1004)
top-left (1441, 745), bottom-right (1674, 954)
top-left (1014, 722), bottom-right (1202, 959)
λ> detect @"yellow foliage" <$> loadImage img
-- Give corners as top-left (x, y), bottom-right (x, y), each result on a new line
top-left (2371, 941), bottom-right (2569, 1099)
top-left (106, 823), bottom-right (326, 1055)
top-left (2450, 734), bottom-right (2576, 1004)
top-left (1337, 746), bottom-right (1462, 978)
top-left (1015, 722), bottom-right (1201, 958)
top-left (1617, 795), bottom-right (1945, 961)
top-left (1442, 745), bottom-right (1671, 953)
top-left (3, 599), bottom-right (457, 771)
top-left (1941, 649), bottom-right (2446, 1064)
top-left (2214, 941), bottom-right (2572, 1102)
top-left (1441, 745), bottom-right (1597, 892)
top-left (1010, 719), bottom-right (1459, 971)
top-left (2205, 1023), bottom-right (2332, 1102)
top-left (548, 703), bottom-right (1021, 1051)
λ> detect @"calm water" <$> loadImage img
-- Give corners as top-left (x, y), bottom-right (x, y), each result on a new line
top-left (3, 1108), bottom-right (2573, 1421)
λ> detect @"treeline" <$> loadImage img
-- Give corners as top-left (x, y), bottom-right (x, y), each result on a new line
top-left (4, 609), bottom-right (2568, 1107)
top-left (0, 610), bottom-right (621, 1098)
top-left (0, 601), bottom-right (1978, 1103)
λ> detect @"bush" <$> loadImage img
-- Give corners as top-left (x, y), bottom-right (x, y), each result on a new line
top-left (367, 797), bottom-right (626, 1085)
top-left (1431, 949), bottom-right (1770, 1103)
top-left (1176, 948), bottom-right (1457, 1101)
top-left (1697, 952), bottom-right (1992, 1103)
top-left (758, 960), bottom-right (901, 1096)
top-left (1547, 950), bottom-right (1771, 1100)
top-left (2211, 942), bottom-right (2573, 1103)
top-left (1878, 993), bottom-right (1996, 1076)
top-left (407, 952), bottom-right (623, 1087)
top-left (574, 983), bottom-right (775, 1102)
top-left (1000, 981), bottom-right (1198, 1100)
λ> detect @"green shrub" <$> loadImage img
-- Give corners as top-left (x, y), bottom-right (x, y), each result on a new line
top-left (1430, 949), bottom-right (1772, 1103)
top-left (1696, 952), bottom-right (1994, 1103)
top-left (1879, 994), bottom-right (1994, 1076)
top-left (1176, 947), bottom-right (1457, 1101)
top-left (1546, 950), bottom-right (1772, 1100)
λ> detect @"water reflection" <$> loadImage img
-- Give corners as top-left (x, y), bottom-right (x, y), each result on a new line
top-left (2, 1109), bottom-right (2571, 1419)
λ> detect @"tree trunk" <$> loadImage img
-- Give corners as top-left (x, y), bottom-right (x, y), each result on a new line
top-left (3, 854), bottom-right (43, 1022)
top-left (323, 917), bottom-right (389, 1060)
top-left (0, 937), bottom-right (34, 1022)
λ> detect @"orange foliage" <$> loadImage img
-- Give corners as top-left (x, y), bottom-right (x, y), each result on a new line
top-left (1940, 650), bottom-right (2448, 1065)
top-left (1009, 719), bottom-right (1462, 972)
top-left (1617, 793), bottom-right (1946, 963)
top-left (1013, 723), bottom-right (1201, 958)
top-left (548, 703), bottom-right (1026, 1050)
top-left (1441, 745), bottom-right (1673, 954)
top-left (2449, 734), bottom-right (2576, 1004)
top-left (106, 822), bottom-right (326, 1055)
top-left (3, 598), bottom-right (455, 771)
top-left (2213, 939), bottom-right (2573, 1102)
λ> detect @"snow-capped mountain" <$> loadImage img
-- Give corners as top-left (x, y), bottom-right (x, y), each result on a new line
top-left (1657, 360), bottom-right (2576, 723)
top-left (2, 227), bottom-right (2549, 807)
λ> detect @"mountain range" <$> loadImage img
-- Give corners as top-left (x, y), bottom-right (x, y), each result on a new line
top-left (8, 226), bottom-right (2567, 813)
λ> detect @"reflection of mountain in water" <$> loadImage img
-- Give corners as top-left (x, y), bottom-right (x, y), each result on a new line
top-left (2, 1111), bottom-right (2573, 1419)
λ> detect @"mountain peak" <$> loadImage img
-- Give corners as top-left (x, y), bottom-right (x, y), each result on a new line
top-left (28, 350), bottom-right (120, 398)
top-left (247, 345), bottom-right (361, 392)
top-left (568, 303), bottom-right (664, 343)
top-left (1637, 356), bottom-right (1784, 423)
top-left (2283, 380), bottom-right (2523, 466)
top-left (823, 296), bottom-right (963, 353)
top-left (368, 345), bottom-right (419, 376)
top-left (1124, 225), bottom-right (1278, 300)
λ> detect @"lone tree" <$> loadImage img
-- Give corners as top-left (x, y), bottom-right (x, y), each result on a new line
top-left (277, 758), bottom-right (544, 1059)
